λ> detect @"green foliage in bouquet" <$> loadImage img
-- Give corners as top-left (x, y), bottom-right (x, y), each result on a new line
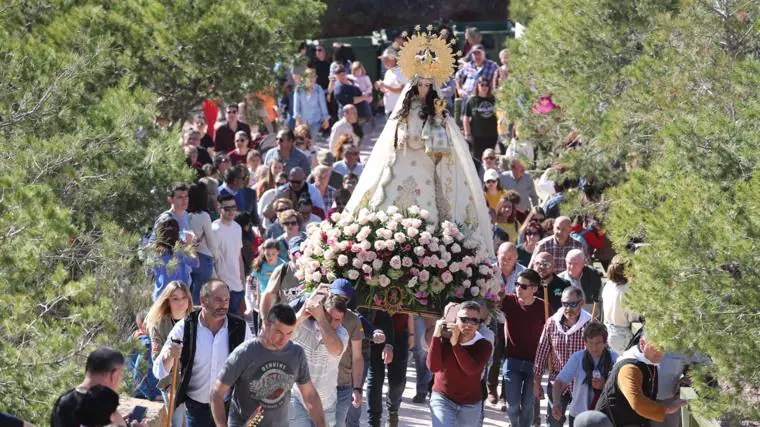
top-left (295, 205), bottom-right (502, 316)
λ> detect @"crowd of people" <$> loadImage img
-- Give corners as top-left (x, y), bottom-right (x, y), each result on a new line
top-left (44, 26), bottom-right (706, 427)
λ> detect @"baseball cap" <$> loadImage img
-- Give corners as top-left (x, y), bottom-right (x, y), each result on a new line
top-left (484, 168), bottom-right (500, 182)
top-left (378, 48), bottom-right (398, 60)
top-left (330, 278), bottom-right (355, 302)
top-left (289, 235), bottom-right (305, 255)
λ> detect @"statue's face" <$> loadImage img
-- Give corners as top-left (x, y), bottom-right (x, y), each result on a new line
top-left (417, 79), bottom-right (432, 99)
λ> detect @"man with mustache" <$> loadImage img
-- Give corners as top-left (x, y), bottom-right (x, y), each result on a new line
top-left (154, 280), bottom-right (253, 427)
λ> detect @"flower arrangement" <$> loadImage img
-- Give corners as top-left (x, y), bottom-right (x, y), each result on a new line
top-left (295, 205), bottom-right (501, 316)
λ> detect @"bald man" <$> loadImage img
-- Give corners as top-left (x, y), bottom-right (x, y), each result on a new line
top-left (558, 249), bottom-right (603, 307)
top-left (529, 216), bottom-right (586, 273)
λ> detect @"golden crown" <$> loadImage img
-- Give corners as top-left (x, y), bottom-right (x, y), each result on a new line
top-left (398, 25), bottom-right (460, 87)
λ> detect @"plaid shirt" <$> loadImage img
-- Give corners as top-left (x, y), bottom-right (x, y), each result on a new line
top-left (533, 310), bottom-right (590, 382)
top-left (321, 185), bottom-right (337, 210)
top-left (530, 235), bottom-right (586, 273)
top-left (456, 59), bottom-right (499, 98)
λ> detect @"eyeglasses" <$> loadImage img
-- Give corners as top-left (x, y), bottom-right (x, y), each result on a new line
top-left (517, 282), bottom-right (538, 290)
top-left (226, 110), bottom-right (238, 114)
top-left (561, 300), bottom-right (582, 309)
top-left (283, 220), bottom-right (298, 226)
top-left (534, 261), bottom-right (552, 268)
top-left (458, 316), bottom-right (481, 325)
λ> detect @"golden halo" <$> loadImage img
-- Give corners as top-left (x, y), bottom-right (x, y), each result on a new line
top-left (398, 27), bottom-right (457, 87)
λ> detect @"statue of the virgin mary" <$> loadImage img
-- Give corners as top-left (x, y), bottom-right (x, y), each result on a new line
top-left (346, 27), bottom-right (495, 258)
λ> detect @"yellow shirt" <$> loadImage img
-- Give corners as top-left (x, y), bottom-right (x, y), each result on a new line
top-left (484, 190), bottom-right (506, 211)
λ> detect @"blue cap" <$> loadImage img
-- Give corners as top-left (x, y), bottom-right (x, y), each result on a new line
top-left (330, 278), bottom-right (355, 302)
top-left (289, 235), bottom-right (305, 255)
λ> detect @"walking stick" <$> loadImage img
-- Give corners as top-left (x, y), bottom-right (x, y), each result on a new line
top-left (591, 302), bottom-right (598, 321)
top-left (166, 339), bottom-right (182, 427)
top-left (542, 285), bottom-right (553, 374)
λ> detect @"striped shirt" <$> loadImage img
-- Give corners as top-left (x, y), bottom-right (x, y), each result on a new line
top-left (529, 235), bottom-right (586, 273)
top-left (291, 319), bottom-right (348, 409)
top-left (533, 309), bottom-right (591, 382)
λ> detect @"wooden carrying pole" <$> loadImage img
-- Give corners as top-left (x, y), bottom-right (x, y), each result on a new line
top-left (166, 357), bottom-right (180, 427)
top-left (591, 302), bottom-right (598, 320)
top-left (543, 285), bottom-right (553, 374)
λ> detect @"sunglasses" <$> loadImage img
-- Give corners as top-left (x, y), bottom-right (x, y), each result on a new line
top-left (221, 205), bottom-right (238, 211)
top-left (283, 220), bottom-right (298, 226)
top-left (517, 283), bottom-right (538, 290)
top-left (458, 316), bottom-right (481, 325)
top-left (562, 300), bottom-right (582, 309)
top-left (534, 261), bottom-right (552, 268)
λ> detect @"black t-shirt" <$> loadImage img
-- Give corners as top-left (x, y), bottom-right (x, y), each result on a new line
top-left (214, 122), bottom-right (252, 154)
top-left (465, 95), bottom-right (498, 138)
top-left (51, 388), bottom-right (86, 427)
top-left (516, 244), bottom-right (533, 268)
top-left (334, 82), bottom-right (362, 109)
top-left (197, 146), bottom-right (212, 165)
top-left (308, 58), bottom-right (331, 90)
top-left (201, 133), bottom-right (215, 150)
top-left (0, 412), bottom-right (23, 427)
top-left (543, 275), bottom-right (571, 314)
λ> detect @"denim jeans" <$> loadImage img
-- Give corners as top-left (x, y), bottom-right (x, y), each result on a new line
top-left (161, 390), bottom-right (185, 427)
top-left (429, 391), bottom-right (482, 427)
top-left (184, 398), bottom-right (214, 427)
top-left (367, 331), bottom-right (408, 426)
top-left (190, 252), bottom-right (214, 305)
top-left (487, 321), bottom-right (506, 397)
top-left (413, 315), bottom-right (432, 395)
top-left (290, 395), bottom-right (336, 426)
top-left (229, 290), bottom-right (244, 317)
top-left (503, 358), bottom-right (535, 427)
top-left (335, 385), bottom-right (353, 427)
top-left (546, 381), bottom-right (572, 427)
top-left (346, 348), bottom-right (370, 427)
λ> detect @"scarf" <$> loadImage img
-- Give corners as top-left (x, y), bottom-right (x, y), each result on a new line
top-left (583, 348), bottom-right (613, 409)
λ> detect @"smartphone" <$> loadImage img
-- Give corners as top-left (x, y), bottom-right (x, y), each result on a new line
top-left (128, 406), bottom-right (148, 423)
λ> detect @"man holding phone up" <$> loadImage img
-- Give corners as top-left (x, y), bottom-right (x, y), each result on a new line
top-left (426, 301), bottom-right (493, 427)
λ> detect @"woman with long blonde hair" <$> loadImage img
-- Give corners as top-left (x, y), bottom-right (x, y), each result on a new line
top-left (146, 280), bottom-right (193, 427)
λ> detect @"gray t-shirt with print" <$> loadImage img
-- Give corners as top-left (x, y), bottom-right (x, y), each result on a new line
top-left (218, 337), bottom-right (310, 427)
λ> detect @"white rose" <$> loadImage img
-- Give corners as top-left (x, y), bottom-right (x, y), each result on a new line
top-left (408, 205), bottom-right (421, 215)
top-left (436, 259), bottom-right (447, 269)
top-left (441, 251), bottom-right (452, 262)
top-left (362, 264), bottom-right (372, 274)
top-left (479, 265), bottom-right (491, 275)
top-left (406, 227), bottom-right (419, 238)
top-left (347, 269), bottom-right (360, 280)
top-left (386, 220), bottom-right (398, 231)
top-left (374, 240), bottom-right (386, 251)
top-left (402, 257), bottom-right (413, 268)
top-left (442, 235), bottom-right (454, 245)
top-left (313, 245), bottom-right (324, 256)
top-left (372, 259), bottom-right (384, 270)
top-left (465, 267), bottom-right (473, 276)
top-left (361, 240), bottom-right (372, 251)
top-left (337, 254), bottom-right (349, 266)
top-left (311, 271), bottom-right (322, 282)
top-left (339, 241), bottom-right (350, 251)
top-left (462, 279), bottom-right (471, 288)
top-left (378, 275), bottom-right (391, 287)
top-left (394, 232), bottom-right (406, 243)
top-left (330, 212), bottom-right (341, 222)
top-left (387, 206), bottom-right (400, 215)
top-left (451, 243), bottom-right (462, 254)
top-left (352, 257), bottom-right (363, 268)
top-left (390, 256), bottom-right (402, 269)
top-left (324, 249), bottom-right (335, 260)
top-left (429, 242), bottom-right (439, 252)
top-left (419, 209), bottom-right (430, 219)
top-left (376, 211), bottom-right (388, 222)
top-left (449, 262), bottom-right (460, 273)
top-left (385, 240), bottom-right (396, 251)
top-left (365, 250), bottom-right (377, 261)
top-left (426, 224), bottom-right (437, 233)
top-left (344, 224), bottom-right (359, 236)
top-left (470, 286), bottom-right (480, 296)
top-left (407, 276), bottom-right (418, 288)
top-left (414, 246), bottom-right (426, 257)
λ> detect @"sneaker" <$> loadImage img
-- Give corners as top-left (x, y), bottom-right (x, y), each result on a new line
top-left (412, 392), bottom-right (427, 403)
top-left (386, 411), bottom-right (399, 427)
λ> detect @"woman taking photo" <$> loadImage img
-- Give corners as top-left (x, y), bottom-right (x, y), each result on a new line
top-left (244, 238), bottom-right (284, 333)
top-left (187, 182), bottom-right (219, 305)
top-left (146, 281), bottom-right (194, 427)
top-left (463, 76), bottom-right (498, 159)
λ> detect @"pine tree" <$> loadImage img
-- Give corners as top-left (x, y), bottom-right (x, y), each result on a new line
top-left (503, 0), bottom-right (760, 419)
